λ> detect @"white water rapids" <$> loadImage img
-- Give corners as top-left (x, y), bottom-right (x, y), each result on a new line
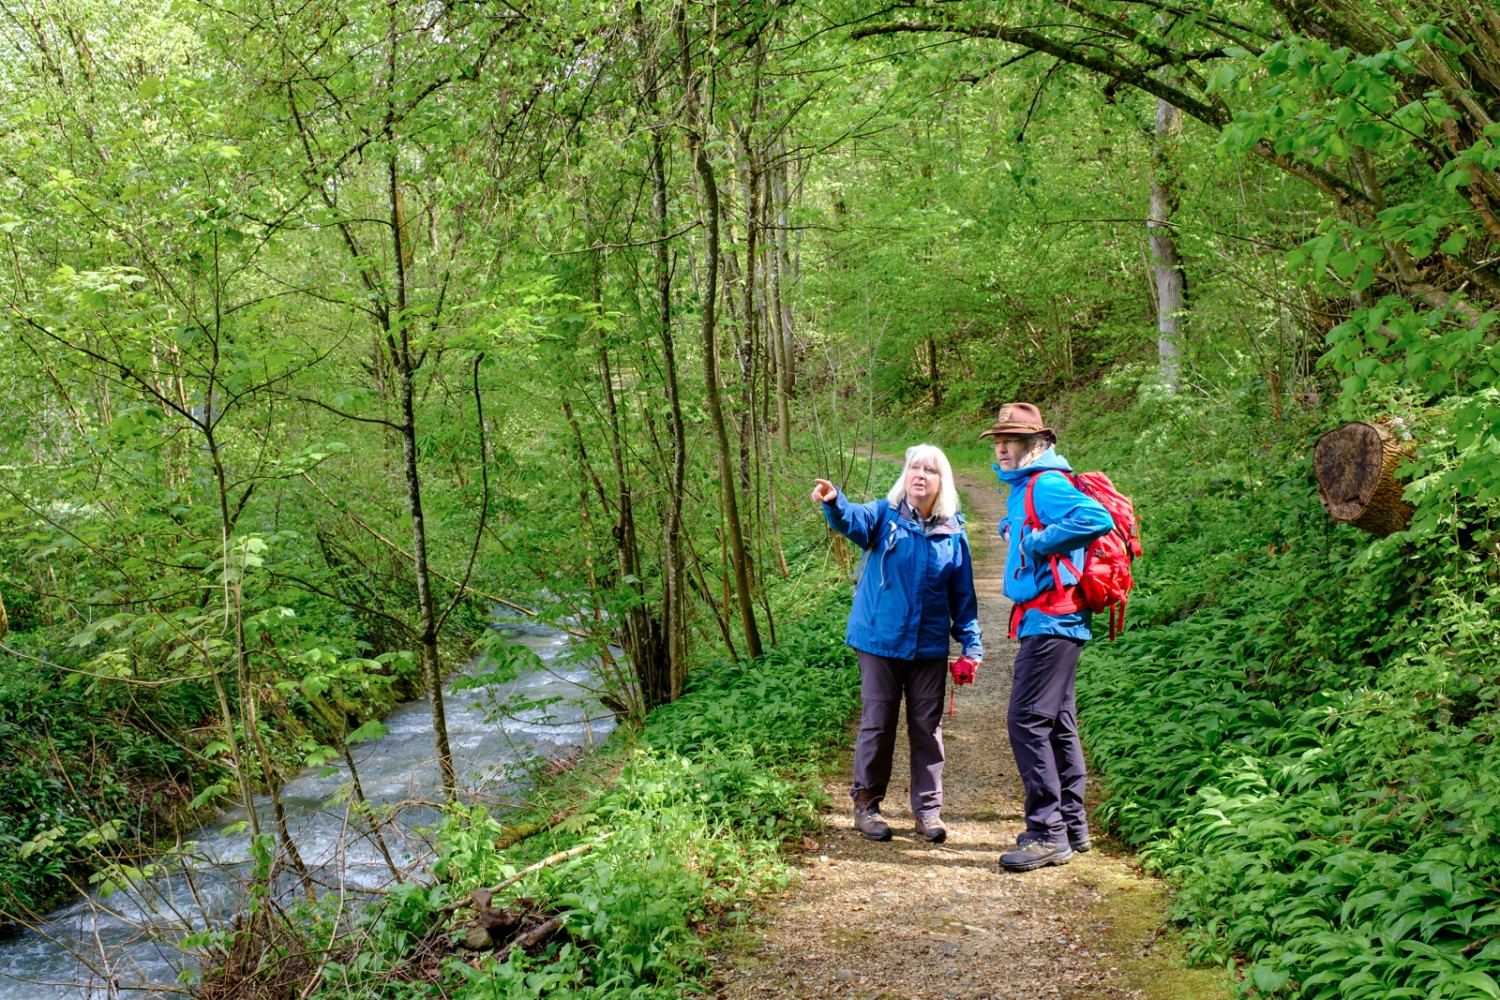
top-left (0, 620), bottom-right (616, 998)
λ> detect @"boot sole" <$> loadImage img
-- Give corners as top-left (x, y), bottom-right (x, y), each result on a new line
top-left (1000, 849), bottom-right (1074, 872)
top-left (859, 828), bottom-right (893, 842)
top-left (915, 828), bottom-right (947, 844)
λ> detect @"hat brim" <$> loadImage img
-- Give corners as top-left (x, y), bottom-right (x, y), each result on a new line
top-left (979, 425), bottom-right (1053, 439)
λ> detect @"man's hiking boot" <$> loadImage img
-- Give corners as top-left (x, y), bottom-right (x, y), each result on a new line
top-left (1018, 830), bottom-right (1091, 853)
top-left (852, 794), bottom-right (892, 842)
top-left (913, 814), bottom-right (947, 844)
top-left (1000, 838), bottom-right (1073, 872)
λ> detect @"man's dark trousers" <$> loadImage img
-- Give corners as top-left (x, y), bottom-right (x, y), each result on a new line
top-left (1008, 634), bottom-right (1087, 843)
top-left (853, 650), bottom-right (947, 819)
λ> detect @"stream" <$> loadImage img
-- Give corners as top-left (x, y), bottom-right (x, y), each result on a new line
top-left (0, 618), bottom-right (615, 998)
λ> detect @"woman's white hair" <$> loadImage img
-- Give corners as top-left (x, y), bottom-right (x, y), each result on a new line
top-left (887, 443), bottom-right (960, 520)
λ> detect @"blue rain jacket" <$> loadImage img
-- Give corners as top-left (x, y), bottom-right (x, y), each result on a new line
top-left (822, 491), bottom-right (983, 662)
top-left (995, 449), bottom-right (1114, 641)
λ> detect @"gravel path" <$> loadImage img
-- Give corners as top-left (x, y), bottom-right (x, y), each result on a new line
top-left (713, 464), bottom-right (1222, 1000)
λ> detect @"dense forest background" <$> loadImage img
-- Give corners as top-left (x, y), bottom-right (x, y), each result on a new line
top-left (2, 0), bottom-right (1500, 997)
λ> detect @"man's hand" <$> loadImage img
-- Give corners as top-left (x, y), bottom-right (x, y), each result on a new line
top-left (950, 656), bottom-right (978, 686)
top-left (810, 478), bottom-right (839, 504)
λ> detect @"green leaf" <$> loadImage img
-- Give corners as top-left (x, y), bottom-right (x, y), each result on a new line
top-left (346, 720), bottom-right (391, 745)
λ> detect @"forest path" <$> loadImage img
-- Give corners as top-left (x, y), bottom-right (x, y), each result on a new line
top-left (712, 463), bottom-right (1225, 1000)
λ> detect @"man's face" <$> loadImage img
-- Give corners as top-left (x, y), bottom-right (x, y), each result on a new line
top-left (992, 436), bottom-right (1030, 471)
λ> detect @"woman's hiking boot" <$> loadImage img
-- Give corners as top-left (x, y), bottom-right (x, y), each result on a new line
top-left (913, 814), bottom-right (947, 843)
top-left (852, 793), bottom-right (892, 841)
top-left (1000, 838), bottom-right (1073, 872)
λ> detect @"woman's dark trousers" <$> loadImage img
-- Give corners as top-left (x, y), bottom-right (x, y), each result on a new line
top-left (1007, 635), bottom-right (1087, 843)
top-left (852, 650), bottom-right (948, 819)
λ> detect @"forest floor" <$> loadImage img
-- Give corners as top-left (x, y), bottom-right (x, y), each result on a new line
top-left (710, 465), bottom-right (1232, 1000)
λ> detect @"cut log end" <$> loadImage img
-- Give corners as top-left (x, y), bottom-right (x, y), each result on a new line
top-left (1313, 421), bottom-right (1414, 537)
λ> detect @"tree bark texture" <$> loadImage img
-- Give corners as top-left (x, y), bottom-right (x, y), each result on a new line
top-left (1314, 421), bottom-right (1415, 537)
top-left (1149, 97), bottom-right (1185, 393)
top-left (679, 4), bottom-right (763, 659)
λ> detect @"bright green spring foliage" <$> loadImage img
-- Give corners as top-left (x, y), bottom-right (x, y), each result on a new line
top-left (295, 585), bottom-right (857, 999)
top-left (1064, 375), bottom-right (1500, 1000)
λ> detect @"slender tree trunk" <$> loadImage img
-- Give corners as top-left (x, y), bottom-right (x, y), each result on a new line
top-left (206, 414), bottom-right (311, 895)
top-left (389, 153), bottom-right (456, 800)
top-left (634, 0), bottom-right (690, 703)
top-left (1149, 97), bottom-right (1186, 393)
top-left (770, 149), bottom-right (795, 453)
top-left (678, 3), bottom-right (762, 658)
top-left (926, 336), bottom-right (942, 409)
top-left (650, 114), bottom-right (690, 701)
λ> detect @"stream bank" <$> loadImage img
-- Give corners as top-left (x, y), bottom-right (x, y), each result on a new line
top-left (0, 618), bottom-right (613, 999)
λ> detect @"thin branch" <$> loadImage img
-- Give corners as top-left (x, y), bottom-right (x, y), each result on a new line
top-left (0, 642), bottom-right (210, 687)
top-left (436, 355), bottom-right (490, 633)
top-left (293, 394), bottom-right (406, 430)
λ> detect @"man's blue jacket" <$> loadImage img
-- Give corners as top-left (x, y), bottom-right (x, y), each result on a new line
top-left (995, 449), bottom-right (1114, 641)
top-left (822, 491), bottom-right (983, 662)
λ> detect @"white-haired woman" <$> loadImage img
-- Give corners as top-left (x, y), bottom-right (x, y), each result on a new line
top-left (811, 445), bottom-right (983, 843)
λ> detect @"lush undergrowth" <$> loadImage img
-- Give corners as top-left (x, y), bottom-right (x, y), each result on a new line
top-left (294, 583), bottom-right (858, 999)
top-left (1053, 372), bottom-right (1500, 999)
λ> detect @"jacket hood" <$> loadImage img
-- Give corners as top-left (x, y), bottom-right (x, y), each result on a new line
top-left (994, 446), bottom-right (1073, 487)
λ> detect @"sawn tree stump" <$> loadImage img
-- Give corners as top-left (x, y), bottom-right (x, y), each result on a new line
top-left (1313, 421), bottom-right (1414, 537)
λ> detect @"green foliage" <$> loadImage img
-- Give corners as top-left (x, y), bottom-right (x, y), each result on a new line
top-left (310, 587), bottom-right (857, 998)
top-left (1059, 373), bottom-right (1500, 998)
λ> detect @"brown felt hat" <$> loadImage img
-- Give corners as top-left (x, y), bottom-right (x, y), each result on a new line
top-left (979, 402), bottom-right (1055, 440)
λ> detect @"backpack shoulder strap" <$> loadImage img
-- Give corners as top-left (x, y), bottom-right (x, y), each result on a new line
top-left (870, 499), bottom-right (895, 548)
top-left (1023, 470), bottom-right (1077, 529)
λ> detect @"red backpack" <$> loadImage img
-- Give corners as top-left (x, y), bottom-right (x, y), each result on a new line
top-left (1013, 470), bottom-right (1143, 640)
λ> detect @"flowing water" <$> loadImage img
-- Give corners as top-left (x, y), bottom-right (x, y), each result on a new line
top-left (0, 619), bottom-right (615, 998)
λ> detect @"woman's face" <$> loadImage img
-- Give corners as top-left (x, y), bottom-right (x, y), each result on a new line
top-left (906, 460), bottom-right (941, 510)
top-left (992, 436), bottom-right (1032, 471)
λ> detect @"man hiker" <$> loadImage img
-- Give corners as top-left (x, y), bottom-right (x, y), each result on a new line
top-left (982, 403), bottom-right (1114, 872)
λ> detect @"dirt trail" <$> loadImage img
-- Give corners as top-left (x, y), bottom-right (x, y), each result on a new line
top-left (713, 464), bottom-right (1225, 1000)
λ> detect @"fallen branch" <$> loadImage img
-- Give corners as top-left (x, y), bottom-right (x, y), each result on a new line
top-left (439, 835), bottom-right (610, 913)
top-left (494, 915), bottom-right (564, 962)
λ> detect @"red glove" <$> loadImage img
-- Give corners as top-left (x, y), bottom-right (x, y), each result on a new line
top-left (950, 656), bottom-right (978, 686)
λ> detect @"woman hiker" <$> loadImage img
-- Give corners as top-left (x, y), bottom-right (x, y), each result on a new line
top-left (981, 402), bottom-right (1114, 873)
top-left (811, 444), bottom-right (983, 843)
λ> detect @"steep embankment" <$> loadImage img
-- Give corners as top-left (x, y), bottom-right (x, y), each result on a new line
top-left (713, 463), bottom-right (1229, 1000)
top-left (1068, 394), bottom-right (1500, 1000)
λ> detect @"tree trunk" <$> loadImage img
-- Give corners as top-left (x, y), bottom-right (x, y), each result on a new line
top-left (389, 153), bottom-right (456, 801)
top-left (770, 152), bottom-right (794, 455)
top-left (678, 4), bottom-right (762, 658)
top-left (1149, 97), bottom-right (1185, 392)
top-left (632, 0), bottom-right (690, 703)
top-left (1314, 421), bottom-right (1415, 537)
top-left (927, 336), bottom-right (942, 409)
top-left (649, 101), bottom-right (690, 704)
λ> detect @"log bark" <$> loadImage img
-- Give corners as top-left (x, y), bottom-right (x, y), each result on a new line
top-left (1313, 421), bottom-right (1414, 537)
